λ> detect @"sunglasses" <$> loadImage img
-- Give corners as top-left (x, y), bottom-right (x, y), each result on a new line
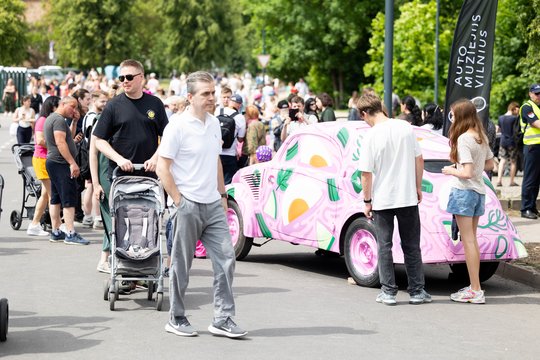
top-left (118, 73), bottom-right (141, 82)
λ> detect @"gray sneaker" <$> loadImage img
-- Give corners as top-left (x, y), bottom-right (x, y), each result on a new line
top-left (375, 291), bottom-right (397, 306)
top-left (208, 317), bottom-right (247, 338)
top-left (409, 290), bottom-right (432, 305)
top-left (165, 316), bottom-right (198, 337)
top-left (64, 233), bottom-right (90, 245)
top-left (82, 215), bottom-right (94, 227)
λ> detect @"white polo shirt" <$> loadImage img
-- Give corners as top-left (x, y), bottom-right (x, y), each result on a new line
top-left (214, 106), bottom-right (246, 156)
top-left (159, 111), bottom-right (222, 204)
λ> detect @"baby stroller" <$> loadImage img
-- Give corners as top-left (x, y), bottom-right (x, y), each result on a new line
top-left (104, 166), bottom-right (165, 311)
top-left (10, 144), bottom-right (50, 230)
top-left (1, 174), bottom-right (9, 342)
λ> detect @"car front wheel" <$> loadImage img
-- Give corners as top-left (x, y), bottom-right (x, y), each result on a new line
top-left (227, 199), bottom-right (253, 260)
top-left (344, 218), bottom-right (380, 287)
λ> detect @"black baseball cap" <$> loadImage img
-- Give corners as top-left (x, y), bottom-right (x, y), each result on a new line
top-left (530, 84), bottom-right (540, 94)
top-left (277, 100), bottom-right (289, 109)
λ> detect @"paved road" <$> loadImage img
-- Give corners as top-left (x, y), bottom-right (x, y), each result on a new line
top-left (0, 113), bottom-right (538, 360)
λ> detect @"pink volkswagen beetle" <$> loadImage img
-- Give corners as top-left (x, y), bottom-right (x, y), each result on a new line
top-left (226, 122), bottom-right (528, 287)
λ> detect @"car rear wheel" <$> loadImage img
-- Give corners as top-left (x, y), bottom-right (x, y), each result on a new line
top-left (344, 218), bottom-right (380, 287)
top-left (227, 199), bottom-right (253, 260)
top-left (449, 262), bottom-right (500, 283)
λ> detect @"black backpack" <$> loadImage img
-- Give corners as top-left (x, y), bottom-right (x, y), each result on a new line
top-left (217, 108), bottom-right (238, 149)
top-left (76, 112), bottom-right (99, 181)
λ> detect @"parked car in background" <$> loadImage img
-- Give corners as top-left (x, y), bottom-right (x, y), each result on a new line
top-left (225, 122), bottom-right (528, 287)
top-left (37, 65), bottom-right (64, 83)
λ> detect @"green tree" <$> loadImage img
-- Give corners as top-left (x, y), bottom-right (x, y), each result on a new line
top-left (364, 0), bottom-right (454, 105)
top-left (490, 0), bottom-right (532, 118)
top-left (0, 0), bottom-right (28, 65)
top-left (48, 0), bottom-right (142, 69)
top-left (159, 0), bottom-right (241, 72)
top-left (244, 0), bottom-right (383, 106)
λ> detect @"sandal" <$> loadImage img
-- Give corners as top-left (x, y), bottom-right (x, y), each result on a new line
top-left (510, 182), bottom-right (519, 187)
top-left (496, 182), bottom-right (502, 187)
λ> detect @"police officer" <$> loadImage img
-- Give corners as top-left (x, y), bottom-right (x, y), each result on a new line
top-left (519, 84), bottom-right (540, 219)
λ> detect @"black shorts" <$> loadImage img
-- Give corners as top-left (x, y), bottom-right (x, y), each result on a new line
top-left (46, 159), bottom-right (78, 207)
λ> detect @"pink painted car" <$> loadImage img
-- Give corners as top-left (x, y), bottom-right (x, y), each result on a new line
top-left (226, 122), bottom-right (528, 287)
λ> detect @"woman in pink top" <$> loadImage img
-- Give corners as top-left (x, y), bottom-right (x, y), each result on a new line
top-left (27, 96), bottom-right (60, 236)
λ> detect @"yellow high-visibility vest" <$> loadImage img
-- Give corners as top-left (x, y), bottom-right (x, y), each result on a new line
top-left (519, 100), bottom-right (540, 145)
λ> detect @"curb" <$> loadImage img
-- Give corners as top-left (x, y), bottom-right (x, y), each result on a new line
top-left (498, 198), bottom-right (540, 211)
top-left (496, 262), bottom-right (540, 290)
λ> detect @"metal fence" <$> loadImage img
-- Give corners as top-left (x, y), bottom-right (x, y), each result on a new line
top-left (0, 67), bottom-right (28, 113)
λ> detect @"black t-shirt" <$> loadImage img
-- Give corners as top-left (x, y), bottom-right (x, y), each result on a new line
top-left (498, 114), bottom-right (517, 147)
top-left (30, 94), bottom-right (42, 114)
top-left (93, 93), bottom-right (168, 177)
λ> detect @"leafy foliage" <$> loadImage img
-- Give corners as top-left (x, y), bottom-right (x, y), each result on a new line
top-left (242, 0), bottom-right (383, 104)
top-left (364, 0), bottom-right (454, 105)
top-left (490, 0), bottom-right (533, 117)
top-left (158, 0), bottom-right (242, 72)
top-left (48, 0), bottom-right (140, 68)
top-left (0, 0), bottom-right (28, 65)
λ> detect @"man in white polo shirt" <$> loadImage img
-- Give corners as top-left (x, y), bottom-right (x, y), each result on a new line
top-left (157, 71), bottom-right (247, 339)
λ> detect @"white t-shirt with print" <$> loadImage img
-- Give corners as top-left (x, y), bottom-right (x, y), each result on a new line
top-left (357, 119), bottom-right (422, 211)
top-left (159, 111), bottom-right (222, 204)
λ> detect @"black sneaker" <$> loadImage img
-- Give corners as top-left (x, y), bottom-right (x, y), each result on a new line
top-left (208, 317), bottom-right (247, 338)
top-left (165, 316), bottom-right (198, 337)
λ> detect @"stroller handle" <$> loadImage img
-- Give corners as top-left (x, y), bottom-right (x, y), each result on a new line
top-left (112, 164), bottom-right (147, 179)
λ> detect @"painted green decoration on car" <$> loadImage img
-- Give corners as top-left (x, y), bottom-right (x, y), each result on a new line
top-left (277, 168), bottom-right (294, 191)
top-left (337, 127), bottom-right (349, 148)
top-left (351, 170), bottom-right (362, 194)
top-left (286, 142), bottom-right (299, 161)
top-left (327, 178), bottom-right (340, 201)
top-left (255, 213), bottom-right (272, 238)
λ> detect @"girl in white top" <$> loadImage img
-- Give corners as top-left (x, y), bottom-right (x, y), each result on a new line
top-left (442, 99), bottom-right (495, 304)
top-left (13, 95), bottom-right (36, 144)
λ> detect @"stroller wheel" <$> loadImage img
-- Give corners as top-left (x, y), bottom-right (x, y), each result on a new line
top-left (10, 210), bottom-right (22, 230)
top-left (103, 279), bottom-right (110, 301)
top-left (156, 292), bottom-right (163, 311)
top-left (0, 298), bottom-right (8, 342)
top-left (147, 281), bottom-right (154, 301)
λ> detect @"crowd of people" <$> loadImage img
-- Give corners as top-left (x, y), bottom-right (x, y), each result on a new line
top-left (1, 59), bottom-right (539, 335)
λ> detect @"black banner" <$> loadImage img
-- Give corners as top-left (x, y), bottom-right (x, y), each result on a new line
top-left (443, 0), bottom-right (498, 136)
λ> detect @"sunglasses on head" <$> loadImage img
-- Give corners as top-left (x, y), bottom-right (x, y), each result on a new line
top-left (118, 73), bottom-right (141, 82)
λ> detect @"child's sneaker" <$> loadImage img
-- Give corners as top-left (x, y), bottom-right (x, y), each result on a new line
top-left (450, 286), bottom-right (485, 304)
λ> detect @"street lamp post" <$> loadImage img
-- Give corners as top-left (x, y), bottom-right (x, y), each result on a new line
top-left (383, 0), bottom-right (394, 115)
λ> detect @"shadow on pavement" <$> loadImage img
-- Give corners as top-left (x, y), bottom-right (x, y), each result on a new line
top-left (3, 314), bottom-right (112, 356)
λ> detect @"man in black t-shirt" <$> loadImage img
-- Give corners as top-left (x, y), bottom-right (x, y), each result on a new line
top-left (93, 59), bottom-right (168, 179)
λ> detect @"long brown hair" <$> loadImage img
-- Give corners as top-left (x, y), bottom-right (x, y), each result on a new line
top-left (448, 99), bottom-right (488, 163)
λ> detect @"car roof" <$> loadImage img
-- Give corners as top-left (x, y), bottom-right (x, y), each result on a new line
top-left (287, 121), bottom-right (451, 161)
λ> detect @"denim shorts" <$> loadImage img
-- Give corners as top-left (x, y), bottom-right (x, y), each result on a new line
top-left (446, 188), bottom-right (485, 217)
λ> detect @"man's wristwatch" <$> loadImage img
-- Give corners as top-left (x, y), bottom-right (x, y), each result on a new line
top-left (363, 198), bottom-right (372, 204)
top-left (220, 193), bottom-right (228, 199)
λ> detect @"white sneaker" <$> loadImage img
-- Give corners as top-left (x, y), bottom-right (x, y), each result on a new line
top-left (82, 215), bottom-right (94, 227)
top-left (27, 223), bottom-right (49, 236)
top-left (93, 219), bottom-right (104, 229)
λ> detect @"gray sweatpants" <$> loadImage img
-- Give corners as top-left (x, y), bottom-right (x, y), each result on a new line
top-left (169, 197), bottom-right (236, 322)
